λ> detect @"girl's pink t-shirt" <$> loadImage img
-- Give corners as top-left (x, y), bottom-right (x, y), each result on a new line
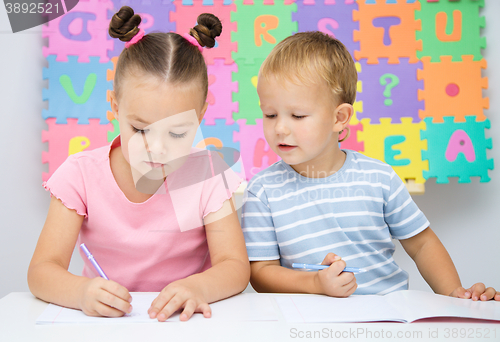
top-left (43, 136), bottom-right (242, 292)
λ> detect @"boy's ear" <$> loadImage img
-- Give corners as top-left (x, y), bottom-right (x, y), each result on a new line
top-left (333, 103), bottom-right (354, 133)
top-left (110, 90), bottom-right (119, 121)
top-left (198, 102), bottom-right (209, 124)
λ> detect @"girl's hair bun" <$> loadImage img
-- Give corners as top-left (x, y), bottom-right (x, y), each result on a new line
top-left (109, 6), bottom-right (142, 42)
top-left (189, 13), bottom-right (222, 48)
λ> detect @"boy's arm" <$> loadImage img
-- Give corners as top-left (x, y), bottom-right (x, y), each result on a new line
top-left (250, 254), bottom-right (357, 297)
top-left (400, 227), bottom-right (500, 300)
top-left (241, 184), bottom-right (356, 297)
top-left (399, 227), bottom-right (461, 296)
top-left (251, 260), bottom-right (316, 293)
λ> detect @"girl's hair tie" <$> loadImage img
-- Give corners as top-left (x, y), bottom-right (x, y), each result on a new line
top-left (183, 33), bottom-right (203, 52)
top-left (125, 28), bottom-right (145, 48)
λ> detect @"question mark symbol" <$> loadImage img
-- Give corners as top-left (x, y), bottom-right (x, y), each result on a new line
top-left (379, 73), bottom-right (399, 106)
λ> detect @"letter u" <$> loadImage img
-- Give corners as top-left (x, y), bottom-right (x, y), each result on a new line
top-left (436, 10), bottom-right (462, 42)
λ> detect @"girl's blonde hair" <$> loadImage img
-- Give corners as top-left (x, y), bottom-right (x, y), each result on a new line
top-left (108, 6), bottom-right (222, 102)
top-left (260, 31), bottom-right (357, 106)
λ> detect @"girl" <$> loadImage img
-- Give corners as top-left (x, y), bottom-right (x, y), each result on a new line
top-left (28, 7), bottom-right (250, 322)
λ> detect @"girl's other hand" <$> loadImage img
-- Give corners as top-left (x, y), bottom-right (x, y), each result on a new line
top-left (77, 277), bottom-right (133, 317)
top-left (148, 278), bottom-right (211, 322)
top-left (314, 253), bottom-right (358, 297)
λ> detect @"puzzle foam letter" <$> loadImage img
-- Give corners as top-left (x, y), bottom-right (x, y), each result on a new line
top-left (196, 137), bottom-right (223, 150)
top-left (59, 12), bottom-right (96, 41)
top-left (138, 13), bottom-right (154, 31)
top-left (385, 135), bottom-right (410, 166)
top-left (372, 16), bottom-right (401, 46)
top-left (60, 73), bottom-right (97, 104)
top-left (254, 139), bottom-right (279, 167)
top-left (254, 15), bottom-right (279, 47)
top-left (318, 18), bottom-right (339, 38)
top-left (445, 130), bottom-right (475, 162)
top-left (69, 136), bottom-right (90, 155)
top-left (436, 10), bottom-right (462, 42)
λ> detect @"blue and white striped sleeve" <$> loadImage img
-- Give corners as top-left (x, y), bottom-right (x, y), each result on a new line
top-left (241, 185), bottom-right (280, 261)
top-left (384, 171), bottom-right (430, 240)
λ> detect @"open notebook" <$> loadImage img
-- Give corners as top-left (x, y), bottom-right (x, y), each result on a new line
top-left (36, 293), bottom-right (278, 324)
top-left (275, 290), bottom-right (500, 323)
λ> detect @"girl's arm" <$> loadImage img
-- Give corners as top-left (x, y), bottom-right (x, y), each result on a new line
top-left (28, 196), bottom-right (132, 316)
top-left (400, 227), bottom-right (500, 300)
top-left (148, 198), bottom-right (251, 321)
top-left (197, 198), bottom-right (251, 301)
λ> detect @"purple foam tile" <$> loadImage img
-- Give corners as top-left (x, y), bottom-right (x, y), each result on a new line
top-left (293, 0), bottom-right (359, 57)
top-left (108, 0), bottom-right (176, 59)
top-left (357, 58), bottom-right (423, 124)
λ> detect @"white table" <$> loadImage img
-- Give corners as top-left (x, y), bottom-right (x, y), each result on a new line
top-left (1, 292), bottom-right (499, 342)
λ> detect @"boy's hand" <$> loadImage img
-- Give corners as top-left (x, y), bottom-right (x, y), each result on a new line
top-left (314, 253), bottom-right (357, 297)
top-left (77, 277), bottom-right (132, 317)
top-left (450, 283), bottom-right (500, 301)
top-left (148, 279), bottom-right (211, 322)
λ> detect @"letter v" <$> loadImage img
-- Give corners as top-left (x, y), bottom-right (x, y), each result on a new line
top-left (59, 73), bottom-right (97, 104)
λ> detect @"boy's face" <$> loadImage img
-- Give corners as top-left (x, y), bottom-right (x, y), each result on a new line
top-left (257, 74), bottom-right (347, 175)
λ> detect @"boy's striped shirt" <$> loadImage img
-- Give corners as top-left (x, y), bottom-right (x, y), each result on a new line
top-left (242, 150), bottom-right (429, 295)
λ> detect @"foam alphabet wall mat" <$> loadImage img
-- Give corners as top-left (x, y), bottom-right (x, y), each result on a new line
top-left (42, 0), bottom-right (493, 193)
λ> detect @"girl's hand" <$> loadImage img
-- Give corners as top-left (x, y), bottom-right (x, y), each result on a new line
top-left (77, 277), bottom-right (132, 317)
top-left (148, 279), bottom-right (211, 322)
top-left (314, 253), bottom-right (358, 297)
top-left (450, 283), bottom-right (500, 301)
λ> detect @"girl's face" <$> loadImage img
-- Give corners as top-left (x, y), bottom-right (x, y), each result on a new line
top-left (110, 74), bottom-right (208, 182)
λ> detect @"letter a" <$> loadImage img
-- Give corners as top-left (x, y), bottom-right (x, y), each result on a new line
top-left (445, 130), bottom-right (475, 162)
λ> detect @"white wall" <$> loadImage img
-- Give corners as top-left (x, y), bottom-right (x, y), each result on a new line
top-left (1, 1), bottom-right (499, 299)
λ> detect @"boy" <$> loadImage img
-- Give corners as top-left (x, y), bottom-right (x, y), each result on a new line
top-left (242, 32), bottom-right (499, 300)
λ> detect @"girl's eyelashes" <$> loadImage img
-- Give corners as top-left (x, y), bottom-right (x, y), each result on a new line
top-left (264, 114), bottom-right (276, 119)
top-left (169, 132), bottom-right (187, 139)
top-left (292, 115), bottom-right (306, 119)
top-left (132, 126), bottom-right (148, 134)
top-left (131, 126), bottom-right (187, 139)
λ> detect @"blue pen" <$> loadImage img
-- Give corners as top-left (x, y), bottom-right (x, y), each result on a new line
top-left (80, 243), bottom-right (109, 280)
top-left (292, 263), bottom-right (367, 273)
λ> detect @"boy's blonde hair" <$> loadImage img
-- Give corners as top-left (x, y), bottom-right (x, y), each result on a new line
top-left (260, 31), bottom-right (357, 106)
